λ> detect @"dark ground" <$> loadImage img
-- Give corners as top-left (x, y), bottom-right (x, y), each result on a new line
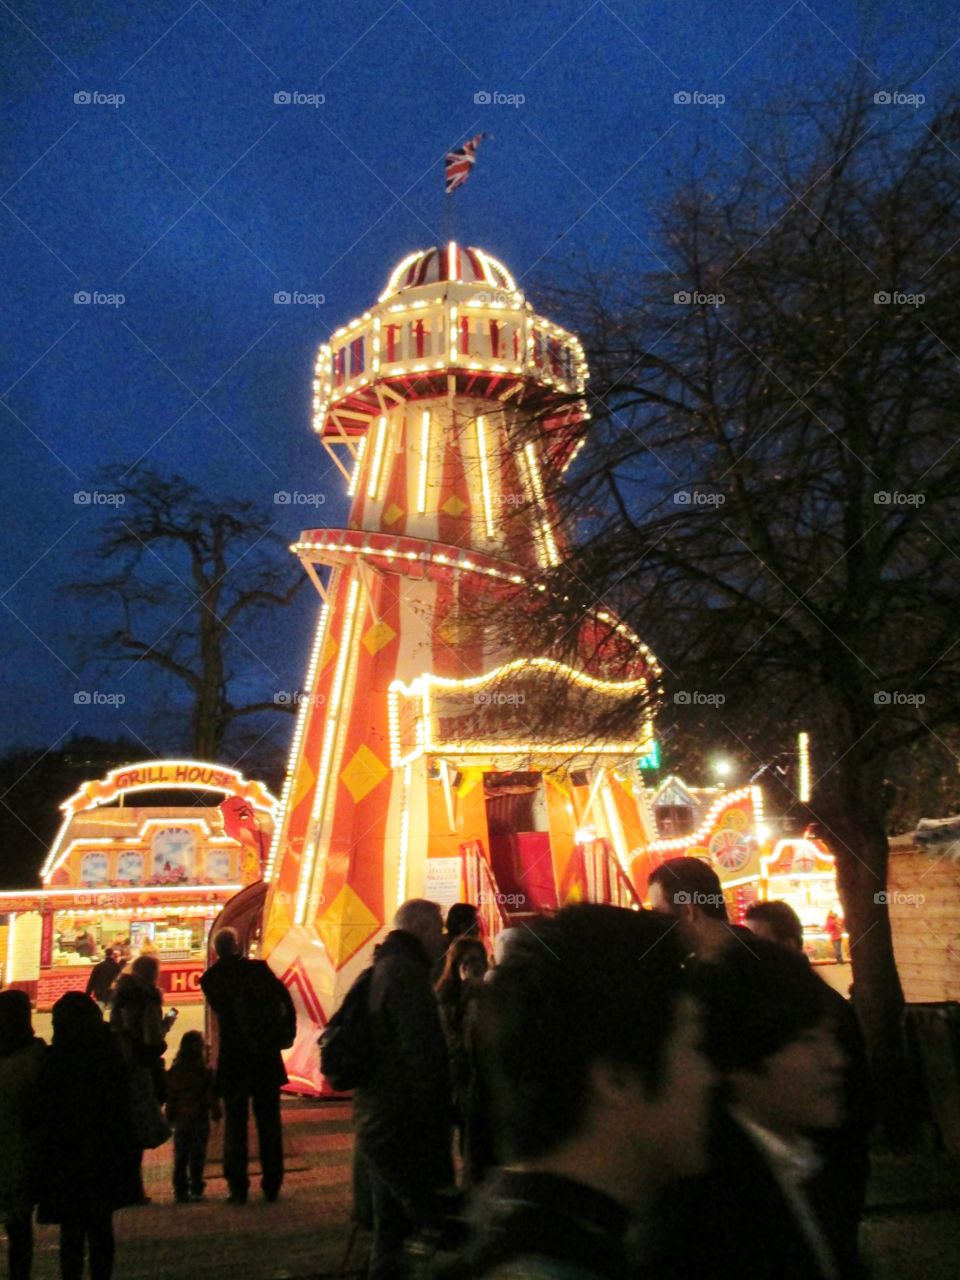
top-left (21, 1097), bottom-right (960, 1279)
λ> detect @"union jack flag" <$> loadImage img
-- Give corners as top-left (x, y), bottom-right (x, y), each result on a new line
top-left (445, 133), bottom-right (489, 194)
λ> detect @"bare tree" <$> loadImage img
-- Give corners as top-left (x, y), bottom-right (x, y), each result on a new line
top-left (72, 463), bottom-right (306, 760)
top-left (488, 89), bottom-right (960, 1133)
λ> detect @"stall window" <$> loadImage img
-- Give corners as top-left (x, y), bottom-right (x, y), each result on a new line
top-left (79, 852), bottom-right (109, 888)
top-left (654, 804), bottom-right (695, 837)
top-left (116, 851), bottom-right (144, 885)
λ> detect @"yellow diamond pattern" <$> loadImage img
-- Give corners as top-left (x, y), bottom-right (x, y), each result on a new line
top-left (442, 494), bottom-right (467, 517)
top-left (362, 618), bottom-right (397, 656)
top-left (289, 754), bottom-right (316, 815)
top-left (340, 743), bottom-right (389, 803)
top-left (319, 633), bottom-right (338, 673)
top-left (316, 883), bottom-right (381, 968)
top-left (382, 502), bottom-right (404, 526)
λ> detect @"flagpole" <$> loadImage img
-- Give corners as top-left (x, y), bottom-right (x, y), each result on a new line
top-left (443, 191), bottom-right (454, 247)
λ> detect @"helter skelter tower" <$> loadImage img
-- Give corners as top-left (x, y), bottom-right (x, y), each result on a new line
top-left (262, 243), bottom-right (661, 1092)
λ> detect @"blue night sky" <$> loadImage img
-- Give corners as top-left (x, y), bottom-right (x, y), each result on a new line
top-left (1, 0), bottom-right (955, 759)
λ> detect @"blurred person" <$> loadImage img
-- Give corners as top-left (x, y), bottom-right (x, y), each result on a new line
top-left (111, 953), bottom-right (173, 1204)
top-left (354, 898), bottom-right (452, 1279)
top-left (37, 993), bottom-right (137, 1280)
top-left (432, 903), bottom-right (481, 982)
top-left (651, 936), bottom-right (858, 1280)
top-left (85, 948), bottom-right (121, 1011)
top-left (200, 927), bottom-right (296, 1204)
top-left (435, 937), bottom-right (488, 1182)
top-left (825, 910), bottom-right (845, 964)
top-left (647, 856), bottom-right (749, 958)
top-left (165, 1031), bottom-right (221, 1203)
top-left (0, 991), bottom-right (45, 1280)
top-left (452, 904), bottom-right (713, 1279)
top-left (746, 899), bottom-right (875, 1264)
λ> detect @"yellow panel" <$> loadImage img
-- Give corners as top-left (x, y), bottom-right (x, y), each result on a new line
top-left (382, 502), bottom-right (405, 526)
top-left (340, 744), bottom-right (389, 804)
top-left (319, 633), bottom-right (339, 673)
top-left (288, 754), bottom-right (317, 816)
top-left (442, 494), bottom-right (467, 517)
top-left (362, 618), bottom-right (397, 656)
top-left (316, 882), bottom-right (382, 968)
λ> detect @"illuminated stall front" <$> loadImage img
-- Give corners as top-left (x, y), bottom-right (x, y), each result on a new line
top-left (0, 760), bottom-right (277, 1008)
top-left (760, 836), bottom-right (846, 963)
top-left (630, 776), bottom-right (767, 921)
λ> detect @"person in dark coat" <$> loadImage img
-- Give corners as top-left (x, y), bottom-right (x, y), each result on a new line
top-left (354, 898), bottom-right (453, 1279)
top-left (647, 856), bottom-right (753, 958)
top-left (745, 899), bottom-right (875, 1260)
top-left (110, 953), bottom-right (172, 1204)
top-left (451, 905), bottom-right (712, 1280)
top-left (432, 902), bottom-right (481, 983)
top-left (85, 949), bottom-right (121, 1009)
top-left (199, 927), bottom-right (296, 1204)
top-left (649, 935), bottom-right (860, 1280)
top-left (435, 937), bottom-right (488, 1182)
top-left (38, 992), bottom-right (138, 1280)
top-left (0, 991), bottom-right (45, 1280)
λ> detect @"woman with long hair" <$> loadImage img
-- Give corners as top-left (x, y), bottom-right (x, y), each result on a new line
top-left (435, 937), bottom-right (488, 1183)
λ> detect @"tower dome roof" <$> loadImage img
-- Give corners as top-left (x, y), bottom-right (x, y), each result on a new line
top-left (379, 243), bottom-right (518, 301)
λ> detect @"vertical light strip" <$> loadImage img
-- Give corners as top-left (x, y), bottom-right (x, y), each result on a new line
top-left (6, 913), bottom-right (17, 983)
top-left (517, 447), bottom-right (548, 568)
top-left (797, 731), bottom-right (811, 802)
top-left (449, 305), bottom-right (459, 361)
top-left (346, 436), bottom-right (367, 498)
top-left (417, 410), bottom-right (431, 513)
top-left (524, 442), bottom-right (560, 565)
top-left (265, 601), bottom-right (330, 882)
top-left (752, 785), bottom-right (765, 839)
top-left (601, 784), bottom-right (631, 878)
top-left (366, 414), bottom-right (388, 500)
top-left (476, 415), bottom-right (495, 539)
top-left (295, 579), bottom-right (361, 924)
top-left (397, 763), bottom-right (412, 909)
top-left (448, 240), bottom-right (457, 280)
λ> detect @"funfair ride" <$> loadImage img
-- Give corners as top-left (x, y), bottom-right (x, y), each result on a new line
top-left (261, 244), bottom-right (660, 1093)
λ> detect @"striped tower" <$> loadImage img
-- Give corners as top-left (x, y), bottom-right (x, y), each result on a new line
top-left (262, 244), bottom-right (661, 1093)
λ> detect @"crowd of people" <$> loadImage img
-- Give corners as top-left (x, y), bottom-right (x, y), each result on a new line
top-left (355, 864), bottom-right (874, 1280)
top-left (0, 925), bottom-right (295, 1280)
top-left (0, 862), bottom-right (874, 1280)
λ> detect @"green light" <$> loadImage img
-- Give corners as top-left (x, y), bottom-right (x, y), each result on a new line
top-left (636, 741), bottom-right (660, 771)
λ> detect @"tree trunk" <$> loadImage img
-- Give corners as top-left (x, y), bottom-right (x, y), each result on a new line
top-left (821, 791), bottom-right (914, 1147)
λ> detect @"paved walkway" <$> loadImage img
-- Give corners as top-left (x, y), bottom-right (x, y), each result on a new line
top-left (22, 1095), bottom-right (960, 1280)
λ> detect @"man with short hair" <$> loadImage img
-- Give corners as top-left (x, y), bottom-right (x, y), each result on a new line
top-left (652, 936), bottom-right (859, 1280)
top-left (200, 927), bottom-right (296, 1205)
top-left (647, 856), bottom-right (749, 958)
top-left (453, 904), bottom-right (713, 1279)
top-left (745, 898), bottom-right (874, 1264)
top-left (354, 899), bottom-right (452, 1279)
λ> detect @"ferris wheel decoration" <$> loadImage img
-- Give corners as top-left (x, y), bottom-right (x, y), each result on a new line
top-left (709, 820), bottom-right (754, 872)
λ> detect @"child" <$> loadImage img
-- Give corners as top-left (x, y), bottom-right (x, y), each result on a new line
top-left (165, 1031), bottom-right (220, 1203)
top-left (38, 993), bottom-right (138, 1280)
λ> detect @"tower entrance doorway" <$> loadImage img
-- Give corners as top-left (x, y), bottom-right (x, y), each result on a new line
top-left (483, 771), bottom-right (557, 914)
